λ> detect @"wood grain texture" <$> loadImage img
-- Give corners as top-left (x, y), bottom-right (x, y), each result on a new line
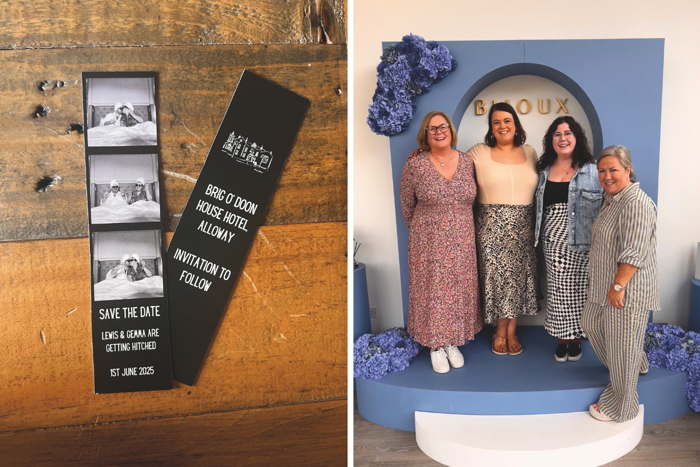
top-left (0, 222), bottom-right (347, 432)
top-left (0, 399), bottom-right (347, 466)
top-left (0, 44), bottom-right (347, 242)
top-left (319, 0), bottom-right (348, 45)
top-left (0, 0), bottom-right (347, 48)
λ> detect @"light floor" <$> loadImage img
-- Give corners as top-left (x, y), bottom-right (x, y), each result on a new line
top-left (354, 397), bottom-right (700, 466)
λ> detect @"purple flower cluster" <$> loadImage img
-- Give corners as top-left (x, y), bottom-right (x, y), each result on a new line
top-left (644, 323), bottom-right (700, 411)
top-left (353, 327), bottom-right (422, 380)
top-left (367, 34), bottom-right (457, 136)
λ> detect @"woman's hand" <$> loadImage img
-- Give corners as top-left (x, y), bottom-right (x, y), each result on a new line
top-left (607, 286), bottom-right (625, 309)
top-left (609, 264), bottom-right (637, 310)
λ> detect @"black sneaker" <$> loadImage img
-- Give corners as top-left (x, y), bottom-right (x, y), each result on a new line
top-left (567, 342), bottom-right (582, 362)
top-left (555, 343), bottom-right (568, 362)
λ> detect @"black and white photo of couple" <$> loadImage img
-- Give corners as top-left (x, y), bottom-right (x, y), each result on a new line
top-left (89, 154), bottom-right (161, 224)
top-left (85, 77), bottom-right (158, 147)
top-left (92, 230), bottom-right (164, 302)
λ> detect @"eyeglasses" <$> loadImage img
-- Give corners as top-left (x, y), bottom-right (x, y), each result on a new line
top-left (136, 183), bottom-right (143, 187)
top-left (426, 123), bottom-right (450, 135)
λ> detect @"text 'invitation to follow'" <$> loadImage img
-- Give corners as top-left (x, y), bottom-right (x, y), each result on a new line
top-left (166, 70), bottom-right (309, 385)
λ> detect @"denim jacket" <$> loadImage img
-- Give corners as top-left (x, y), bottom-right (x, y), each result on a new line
top-left (534, 162), bottom-right (603, 252)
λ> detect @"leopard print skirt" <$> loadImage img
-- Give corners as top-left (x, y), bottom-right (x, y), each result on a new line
top-left (474, 203), bottom-right (541, 323)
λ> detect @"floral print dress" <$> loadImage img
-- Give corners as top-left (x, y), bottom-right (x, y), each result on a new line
top-left (400, 151), bottom-right (482, 349)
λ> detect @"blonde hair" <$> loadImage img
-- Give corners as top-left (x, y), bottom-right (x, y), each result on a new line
top-left (416, 111), bottom-right (457, 151)
top-left (597, 145), bottom-right (636, 181)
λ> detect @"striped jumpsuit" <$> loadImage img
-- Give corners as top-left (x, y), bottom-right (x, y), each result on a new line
top-left (582, 182), bottom-right (660, 422)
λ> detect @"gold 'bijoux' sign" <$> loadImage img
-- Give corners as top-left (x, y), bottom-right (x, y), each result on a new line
top-left (475, 98), bottom-right (568, 115)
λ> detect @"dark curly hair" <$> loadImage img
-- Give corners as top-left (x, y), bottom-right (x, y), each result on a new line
top-left (536, 116), bottom-right (594, 172)
top-left (484, 102), bottom-right (526, 147)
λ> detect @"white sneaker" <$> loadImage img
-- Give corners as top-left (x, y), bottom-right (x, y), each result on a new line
top-left (444, 345), bottom-right (464, 368)
top-left (430, 347), bottom-right (450, 374)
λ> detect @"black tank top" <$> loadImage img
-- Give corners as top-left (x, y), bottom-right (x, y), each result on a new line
top-left (544, 180), bottom-right (569, 207)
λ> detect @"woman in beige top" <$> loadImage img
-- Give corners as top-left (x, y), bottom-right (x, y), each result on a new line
top-left (467, 102), bottom-right (540, 355)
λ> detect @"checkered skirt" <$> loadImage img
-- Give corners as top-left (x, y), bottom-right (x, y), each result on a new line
top-left (542, 203), bottom-right (589, 339)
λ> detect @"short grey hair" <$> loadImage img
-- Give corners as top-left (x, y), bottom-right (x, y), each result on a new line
top-left (597, 145), bottom-right (636, 181)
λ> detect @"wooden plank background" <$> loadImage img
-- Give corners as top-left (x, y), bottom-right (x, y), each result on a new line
top-left (0, 45), bottom-right (347, 242)
top-left (0, 0), bottom-right (347, 48)
top-left (0, 400), bottom-right (346, 466)
top-left (0, 1), bottom-right (347, 464)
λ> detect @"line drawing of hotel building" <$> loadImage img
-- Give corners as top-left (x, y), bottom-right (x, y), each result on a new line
top-left (222, 131), bottom-right (273, 171)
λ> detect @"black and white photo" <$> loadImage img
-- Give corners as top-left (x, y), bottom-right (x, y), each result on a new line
top-left (88, 153), bottom-right (161, 224)
top-left (91, 230), bottom-right (164, 301)
top-left (85, 76), bottom-right (158, 147)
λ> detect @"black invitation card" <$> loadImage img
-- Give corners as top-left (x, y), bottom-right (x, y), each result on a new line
top-left (82, 72), bottom-right (173, 393)
top-left (166, 70), bottom-right (309, 385)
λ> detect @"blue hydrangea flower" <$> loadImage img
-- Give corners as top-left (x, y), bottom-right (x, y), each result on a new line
top-left (367, 34), bottom-right (457, 136)
top-left (644, 331), bottom-right (662, 352)
top-left (662, 324), bottom-right (685, 337)
top-left (646, 347), bottom-right (668, 368)
top-left (686, 380), bottom-right (700, 412)
top-left (644, 322), bottom-right (700, 412)
top-left (667, 347), bottom-right (691, 372)
top-left (687, 353), bottom-right (700, 379)
top-left (353, 327), bottom-right (422, 380)
top-left (659, 334), bottom-right (683, 352)
top-left (683, 331), bottom-right (700, 356)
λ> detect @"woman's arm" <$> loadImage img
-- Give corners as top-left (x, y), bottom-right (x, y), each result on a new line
top-left (101, 113), bottom-right (117, 126)
top-left (125, 109), bottom-right (144, 123)
top-left (608, 196), bottom-right (655, 309)
top-left (142, 267), bottom-right (153, 277)
top-left (146, 186), bottom-right (153, 201)
top-left (400, 160), bottom-right (418, 227)
top-left (106, 265), bottom-right (122, 280)
top-left (607, 263), bottom-right (639, 309)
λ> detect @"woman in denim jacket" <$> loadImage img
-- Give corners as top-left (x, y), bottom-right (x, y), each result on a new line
top-left (534, 116), bottom-right (603, 362)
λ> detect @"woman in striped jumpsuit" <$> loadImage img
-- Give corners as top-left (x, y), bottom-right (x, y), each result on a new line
top-left (582, 145), bottom-right (660, 422)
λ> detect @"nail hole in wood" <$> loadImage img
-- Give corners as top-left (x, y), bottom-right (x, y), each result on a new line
top-left (32, 104), bottom-right (50, 118)
top-left (36, 175), bottom-right (61, 193)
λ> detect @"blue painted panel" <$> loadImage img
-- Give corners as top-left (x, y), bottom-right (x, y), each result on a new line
top-left (525, 39), bottom-right (664, 203)
top-left (354, 263), bottom-right (372, 341)
top-left (387, 39), bottom-right (665, 326)
top-left (690, 279), bottom-right (700, 332)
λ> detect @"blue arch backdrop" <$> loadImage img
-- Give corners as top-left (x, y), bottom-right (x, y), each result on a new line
top-left (388, 39), bottom-right (665, 326)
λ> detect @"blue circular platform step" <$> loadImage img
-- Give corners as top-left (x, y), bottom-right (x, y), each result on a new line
top-left (356, 326), bottom-right (690, 432)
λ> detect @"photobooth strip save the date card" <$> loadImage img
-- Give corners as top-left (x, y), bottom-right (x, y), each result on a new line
top-left (82, 71), bottom-right (173, 394)
top-left (166, 70), bottom-right (310, 385)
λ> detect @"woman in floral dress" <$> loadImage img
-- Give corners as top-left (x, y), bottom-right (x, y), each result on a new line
top-left (400, 111), bottom-right (481, 374)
